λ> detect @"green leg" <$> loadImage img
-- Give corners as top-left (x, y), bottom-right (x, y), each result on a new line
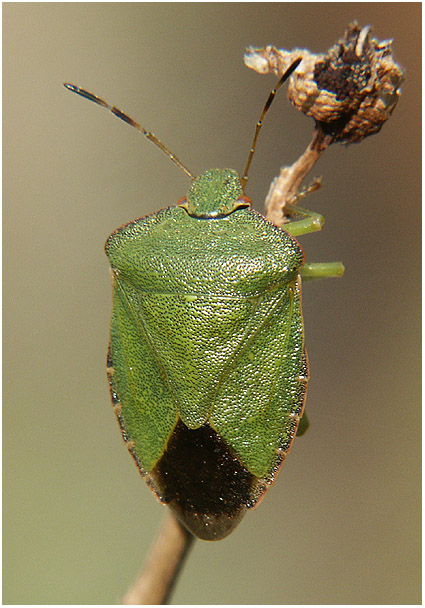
top-left (283, 203), bottom-right (345, 280)
top-left (283, 203), bottom-right (324, 236)
top-left (296, 411), bottom-right (309, 436)
top-left (300, 262), bottom-right (345, 280)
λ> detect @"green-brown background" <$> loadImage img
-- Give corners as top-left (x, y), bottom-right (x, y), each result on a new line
top-left (3, 3), bottom-right (420, 604)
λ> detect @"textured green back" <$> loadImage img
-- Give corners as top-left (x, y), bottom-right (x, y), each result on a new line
top-left (105, 204), bottom-right (305, 481)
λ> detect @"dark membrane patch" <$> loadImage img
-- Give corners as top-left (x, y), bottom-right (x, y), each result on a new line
top-left (152, 419), bottom-right (256, 540)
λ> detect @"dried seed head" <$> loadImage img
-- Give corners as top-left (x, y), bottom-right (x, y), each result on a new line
top-left (244, 22), bottom-right (404, 143)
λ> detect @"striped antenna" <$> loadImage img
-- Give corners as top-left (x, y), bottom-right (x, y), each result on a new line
top-left (63, 83), bottom-right (195, 181)
top-left (240, 57), bottom-right (302, 192)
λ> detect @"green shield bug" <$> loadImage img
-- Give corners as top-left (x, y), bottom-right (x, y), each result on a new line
top-left (64, 60), bottom-right (343, 540)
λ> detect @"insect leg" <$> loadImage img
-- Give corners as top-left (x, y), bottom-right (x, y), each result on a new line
top-left (300, 262), bottom-right (345, 280)
top-left (283, 204), bottom-right (325, 236)
top-left (283, 203), bottom-right (344, 279)
top-left (296, 411), bottom-right (309, 436)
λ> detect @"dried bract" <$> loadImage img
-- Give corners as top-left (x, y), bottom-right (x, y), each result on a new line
top-left (244, 22), bottom-right (404, 143)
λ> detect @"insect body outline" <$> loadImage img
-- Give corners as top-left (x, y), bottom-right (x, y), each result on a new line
top-left (65, 62), bottom-right (343, 540)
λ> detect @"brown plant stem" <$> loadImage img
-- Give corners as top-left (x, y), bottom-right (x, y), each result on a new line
top-left (265, 128), bottom-right (332, 226)
top-left (122, 512), bottom-right (195, 605)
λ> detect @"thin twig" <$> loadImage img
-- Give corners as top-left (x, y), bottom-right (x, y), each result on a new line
top-left (122, 512), bottom-right (195, 605)
top-left (265, 128), bottom-right (332, 225)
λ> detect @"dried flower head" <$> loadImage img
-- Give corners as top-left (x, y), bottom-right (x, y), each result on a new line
top-left (244, 22), bottom-right (404, 143)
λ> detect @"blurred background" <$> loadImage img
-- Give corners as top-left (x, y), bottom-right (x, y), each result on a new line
top-left (3, 3), bottom-right (420, 604)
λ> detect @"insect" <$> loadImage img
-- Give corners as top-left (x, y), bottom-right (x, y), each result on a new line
top-left (64, 61), bottom-right (343, 540)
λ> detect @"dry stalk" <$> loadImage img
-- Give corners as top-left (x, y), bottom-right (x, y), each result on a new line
top-left (122, 512), bottom-right (194, 605)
